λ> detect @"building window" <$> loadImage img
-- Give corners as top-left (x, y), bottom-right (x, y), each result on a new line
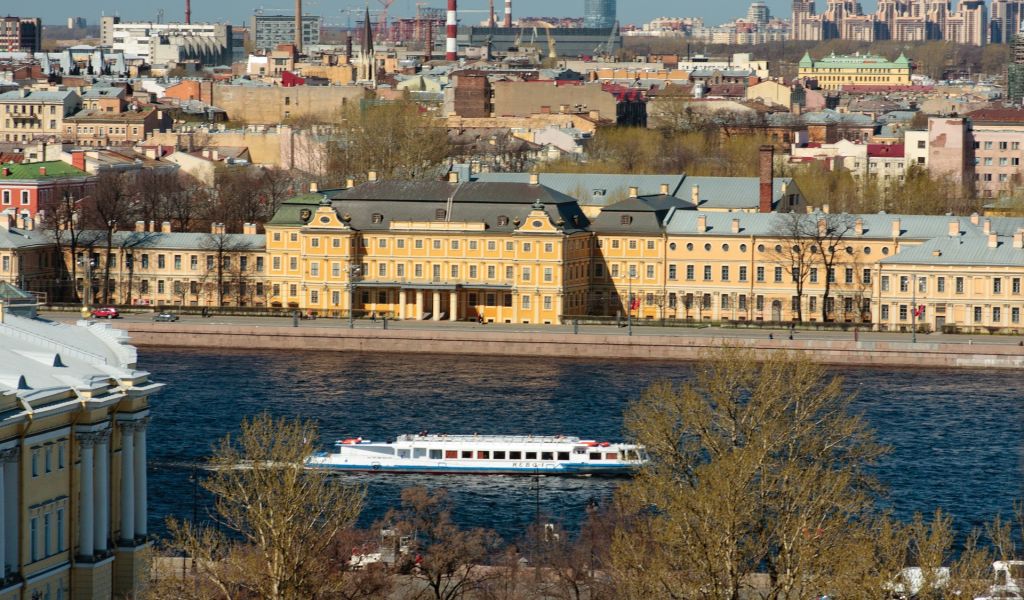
top-left (379, 263), bottom-right (387, 277)
top-left (899, 305), bottom-right (908, 321)
top-left (668, 264), bottom-right (677, 280)
top-left (44, 513), bottom-right (51, 556)
top-left (544, 267), bottom-right (553, 282)
top-left (862, 269), bottom-right (871, 285)
top-left (845, 268), bottom-right (854, 284)
top-left (974, 306), bottom-right (982, 322)
top-left (1012, 307), bottom-right (1021, 323)
top-left (30, 517), bottom-right (37, 561)
top-left (1013, 278), bottom-right (1021, 294)
top-left (993, 307), bottom-right (1002, 322)
top-left (899, 276), bottom-right (909, 292)
top-left (881, 305), bottom-right (889, 320)
top-left (543, 296), bottom-right (552, 310)
top-left (31, 450), bottom-right (38, 477)
top-left (522, 295), bottom-right (531, 309)
top-left (994, 278), bottom-right (1002, 294)
top-left (739, 266), bottom-right (747, 281)
top-left (45, 447), bottom-right (51, 473)
top-left (686, 265), bottom-right (694, 280)
top-left (56, 508), bottom-right (64, 552)
top-left (774, 267), bottom-right (783, 283)
top-left (721, 266), bottom-right (730, 281)
top-left (756, 266), bottom-right (765, 282)
top-left (955, 277), bottom-right (964, 294)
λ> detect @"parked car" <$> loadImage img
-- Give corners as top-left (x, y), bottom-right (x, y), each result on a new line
top-left (91, 307), bottom-right (119, 319)
top-left (153, 312), bottom-right (179, 322)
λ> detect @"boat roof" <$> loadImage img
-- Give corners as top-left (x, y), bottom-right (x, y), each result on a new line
top-left (388, 434), bottom-right (592, 444)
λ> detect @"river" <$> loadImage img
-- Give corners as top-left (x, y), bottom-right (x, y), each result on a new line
top-left (140, 348), bottom-right (1024, 543)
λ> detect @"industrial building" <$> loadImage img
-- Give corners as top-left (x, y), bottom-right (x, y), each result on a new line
top-left (99, 17), bottom-right (233, 66)
top-left (250, 13), bottom-right (322, 52)
top-left (459, 26), bottom-right (620, 58)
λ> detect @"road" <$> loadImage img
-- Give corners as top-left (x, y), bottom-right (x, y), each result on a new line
top-left (41, 310), bottom-right (1024, 346)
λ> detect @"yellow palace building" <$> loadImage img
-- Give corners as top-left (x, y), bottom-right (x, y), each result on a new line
top-left (265, 173), bottom-right (592, 324)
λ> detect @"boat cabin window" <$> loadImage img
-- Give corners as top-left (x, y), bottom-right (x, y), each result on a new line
top-left (574, 448), bottom-right (586, 454)
top-left (445, 450), bottom-right (458, 459)
top-left (477, 451), bottom-right (490, 459)
top-left (524, 452), bottom-right (536, 460)
top-left (510, 451), bottom-right (522, 460)
top-left (493, 451), bottom-right (506, 459)
top-left (398, 449), bottom-right (410, 458)
top-left (413, 448), bottom-right (427, 458)
top-left (461, 451), bottom-right (473, 459)
top-left (541, 452), bottom-right (554, 461)
top-left (589, 452), bottom-right (602, 460)
top-left (606, 452), bottom-right (618, 460)
top-left (430, 449), bottom-right (443, 459)
top-left (624, 450), bottom-right (638, 461)
top-left (557, 452), bottom-right (570, 460)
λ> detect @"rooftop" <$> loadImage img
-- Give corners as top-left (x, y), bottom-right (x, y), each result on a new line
top-left (0, 161), bottom-right (89, 181)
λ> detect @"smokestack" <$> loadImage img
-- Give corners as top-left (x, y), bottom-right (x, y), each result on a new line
top-left (488, 0), bottom-right (495, 27)
top-left (759, 144), bottom-right (774, 213)
top-left (504, 0), bottom-right (511, 27)
top-left (425, 19), bottom-right (433, 61)
top-left (295, 0), bottom-right (303, 53)
top-left (185, 0), bottom-right (191, 24)
top-left (446, 0), bottom-right (457, 61)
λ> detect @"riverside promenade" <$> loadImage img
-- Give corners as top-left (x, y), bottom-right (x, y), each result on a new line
top-left (45, 312), bottom-right (1024, 370)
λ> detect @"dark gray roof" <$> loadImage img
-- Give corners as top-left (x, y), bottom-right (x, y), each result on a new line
top-left (78, 230), bottom-right (265, 251)
top-left (310, 180), bottom-right (590, 234)
top-left (590, 194), bottom-right (694, 234)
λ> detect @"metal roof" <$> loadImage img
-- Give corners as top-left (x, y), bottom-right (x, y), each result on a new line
top-left (880, 236), bottom-right (1024, 267)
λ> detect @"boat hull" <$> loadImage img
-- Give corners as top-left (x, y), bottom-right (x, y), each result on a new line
top-left (307, 461), bottom-right (638, 476)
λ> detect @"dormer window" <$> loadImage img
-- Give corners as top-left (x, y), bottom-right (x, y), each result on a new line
top-left (371, 213), bottom-right (383, 224)
top-left (435, 209), bottom-right (446, 220)
top-left (620, 215), bottom-right (632, 225)
top-left (593, 189), bottom-right (607, 196)
top-left (497, 215), bottom-right (509, 226)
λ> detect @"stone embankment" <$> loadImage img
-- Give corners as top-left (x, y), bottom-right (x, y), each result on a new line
top-left (114, 322), bottom-right (1024, 370)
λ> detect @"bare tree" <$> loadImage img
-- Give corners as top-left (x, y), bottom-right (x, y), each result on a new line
top-left (385, 487), bottom-right (502, 600)
top-left (159, 414), bottom-right (366, 600)
top-left (772, 211), bottom-right (856, 322)
top-left (39, 183), bottom-right (93, 302)
top-left (769, 213), bottom-right (818, 322)
top-left (86, 170), bottom-right (138, 303)
top-left (167, 173), bottom-right (205, 232)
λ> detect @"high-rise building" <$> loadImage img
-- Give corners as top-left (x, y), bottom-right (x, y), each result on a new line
top-left (0, 16), bottom-right (41, 53)
top-left (1008, 31), bottom-right (1024, 103)
top-left (584, 0), bottom-right (616, 29)
top-left (990, 0), bottom-right (1024, 42)
top-left (251, 13), bottom-right (321, 52)
top-left (747, 2), bottom-right (771, 25)
top-left (67, 17), bottom-right (87, 30)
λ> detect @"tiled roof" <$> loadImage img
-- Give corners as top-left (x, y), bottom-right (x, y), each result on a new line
top-left (966, 108), bottom-right (1024, 124)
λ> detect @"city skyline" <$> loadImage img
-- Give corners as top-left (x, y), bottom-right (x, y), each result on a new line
top-left (32, 0), bottom-right (976, 29)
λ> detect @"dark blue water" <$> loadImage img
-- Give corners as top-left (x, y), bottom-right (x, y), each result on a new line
top-left (141, 348), bottom-right (1024, 543)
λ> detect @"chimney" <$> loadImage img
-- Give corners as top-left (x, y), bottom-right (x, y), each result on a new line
top-left (135, 220), bottom-right (145, 232)
top-left (948, 219), bottom-right (959, 237)
top-left (202, 149), bottom-right (211, 159)
top-left (529, 173), bottom-right (539, 185)
top-left (983, 219), bottom-right (991, 234)
top-left (891, 218), bottom-right (901, 238)
top-left (309, 182), bottom-right (319, 193)
top-left (970, 212), bottom-right (979, 225)
top-left (446, 0), bottom-right (458, 61)
top-left (148, 220), bottom-right (156, 232)
top-left (628, 186), bottom-right (638, 198)
top-left (71, 150), bottom-right (86, 171)
top-left (346, 178), bottom-right (355, 188)
top-left (161, 221), bottom-right (172, 233)
top-left (660, 183), bottom-right (669, 195)
top-left (1013, 231), bottom-right (1023, 249)
top-left (367, 170), bottom-right (378, 182)
top-left (988, 233), bottom-right (998, 248)
top-left (186, 0), bottom-right (191, 24)
top-left (818, 217), bottom-right (827, 236)
top-left (697, 214), bottom-right (707, 232)
top-left (244, 223), bottom-right (258, 235)
top-left (855, 217), bottom-right (863, 235)
top-left (822, 203), bottom-right (830, 214)
top-left (1, 167), bottom-right (8, 176)
top-left (448, 171), bottom-right (459, 183)
top-left (211, 150), bottom-right (220, 161)
top-left (504, 0), bottom-right (512, 27)
top-left (758, 144), bottom-right (773, 213)
top-left (731, 218), bottom-right (740, 233)
top-left (39, 166), bottom-right (46, 176)
top-left (295, 0), bottom-right (303, 53)
top-left (691, 185), bottom-right (700, 204)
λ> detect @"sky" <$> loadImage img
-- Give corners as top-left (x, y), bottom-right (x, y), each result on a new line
top-left (34, 0), bottom-right (872, 30)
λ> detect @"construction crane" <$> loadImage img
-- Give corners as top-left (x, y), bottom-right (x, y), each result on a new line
top-left (376, 0), bottom-right (394, 40)
top-left (593, 20), bottom-right (619, 59)
top-left (543, 24), bottom-right (556, 59)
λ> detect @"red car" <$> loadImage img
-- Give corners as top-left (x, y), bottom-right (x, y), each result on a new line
top-left (91, 307), bottom-right (120, 319)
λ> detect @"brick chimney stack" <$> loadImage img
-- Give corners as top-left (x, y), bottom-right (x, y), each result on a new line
top-left (758, 144), bottom-right (773, 213)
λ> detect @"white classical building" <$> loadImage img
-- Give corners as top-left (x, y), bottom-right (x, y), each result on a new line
top-left (0, 296), bottom-right (161, 599)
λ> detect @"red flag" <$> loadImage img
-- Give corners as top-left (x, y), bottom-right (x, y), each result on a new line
top-left (630, 297), bottom-right (640, 311)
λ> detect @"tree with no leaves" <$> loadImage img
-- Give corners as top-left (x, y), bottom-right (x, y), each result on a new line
top-left (611, 346), bottom-right (892, 599)
top-left (385, 487), bottom-right (502, 600)
top-left (157, 414), bottom-right (366, 600)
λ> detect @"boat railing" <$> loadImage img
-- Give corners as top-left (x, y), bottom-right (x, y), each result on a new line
top-left (396, 433), bottom-right (587, 444)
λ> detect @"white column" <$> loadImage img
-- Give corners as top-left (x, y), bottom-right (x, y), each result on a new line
top-left (0, 457), bottom-right (5, 573)
top-left (555, 294), bottom-right (563, 324)
top-left (449, 290), bottom-right (458, 321)
top-left (120, 422), bottom-right (135, 544)
top-left (94, 431), bottom-right (110, 553)
top-left (432, 291), bottom-right (441, 321)
top-left (79, 435), bottom-right (95, 558)
top-left (415, 290), bottom-right (424, 320)
top-left (133, 420), bottom-right (148, 538)
top-left (3, 453), bottom-right (16, 574)
top-left (399, 289), bottom-right (407, 319)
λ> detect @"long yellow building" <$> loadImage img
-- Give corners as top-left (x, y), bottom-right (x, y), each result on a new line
top-left (797, 51), bottom-right (912, 91)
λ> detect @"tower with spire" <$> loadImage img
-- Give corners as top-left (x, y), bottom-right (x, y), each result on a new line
top-left (359, 5), bottom-right (377, 86)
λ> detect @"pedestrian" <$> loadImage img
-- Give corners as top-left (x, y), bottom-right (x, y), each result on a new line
top-left (788, 333), bottom-right (793, 340)
top-left (370, 311), bottom-right (376, 323)
top-left (769, 333), bottom-right (774, 340)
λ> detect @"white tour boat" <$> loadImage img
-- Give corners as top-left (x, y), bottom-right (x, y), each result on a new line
top-left (306, 433), bottom-right (648, 476)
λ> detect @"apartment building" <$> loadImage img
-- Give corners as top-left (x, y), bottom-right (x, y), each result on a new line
top-left (967, 108), bottom-right (1024, 198)
top-left (250, 13), bottom-right (322, 52)
top-left (265, 174), bottom-right (592, 324)
top-left (0, 304), bottom-right (162, 600)
top-left (63, 107), bottom-right (170, 147)
top-left (797, 52), bottom-right (911, 90)
top-left (0, 162), bottom-right (94, 217)
top-left (0, 16), bottom-right (41, 53)
top-left (0, 89), bottom-right (81, 143)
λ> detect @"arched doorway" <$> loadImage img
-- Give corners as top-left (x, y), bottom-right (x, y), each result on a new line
top-left (771, 300), bottom-right (782, 322)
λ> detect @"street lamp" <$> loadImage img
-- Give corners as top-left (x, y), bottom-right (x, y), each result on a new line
top-left (348, 264), bottom-right (362, 329)
top-left (911, 274), bottom-right (924, 343)
top-left (627, 265), bottom-right (636, 337)
top-left (77, 254), bottom-right (95, 318)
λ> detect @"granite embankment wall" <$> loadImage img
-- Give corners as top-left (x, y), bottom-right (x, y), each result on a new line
top-left (114, 323), bottom-right (1024, 370)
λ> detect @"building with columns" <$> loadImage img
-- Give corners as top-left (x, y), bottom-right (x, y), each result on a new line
top-left (0, 300), bottom-right (162, 599)
top-left (265, 173), bottom-right (592, 324)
